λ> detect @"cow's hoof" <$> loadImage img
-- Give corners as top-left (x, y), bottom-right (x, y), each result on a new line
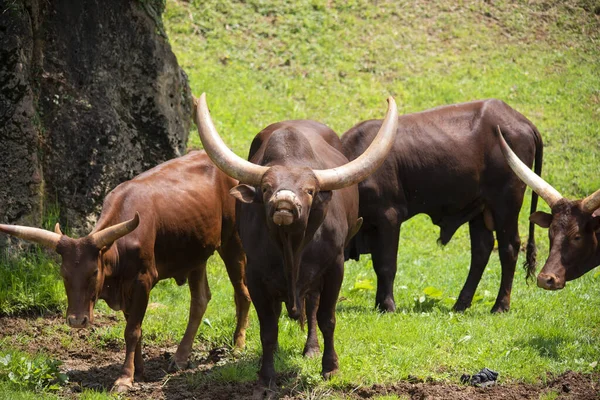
top-left (111, 378), bottom-right (133, 393)
top-left (303, 344), bottom-right (320, 358)
top-left (491, 303), bottom-right (510, 313)
top-left (168, 358), bottom-right (189, 372)
top-left (322, 368), bottom-right (339, 380)
top-left (452, 301), bottom-right (471, 313)
top-left (234, 337), bottom-right (246, 349)
top-left (253, 382), bottom-right (278, 400)
top-left (376, 299), bottom-right (396, 313)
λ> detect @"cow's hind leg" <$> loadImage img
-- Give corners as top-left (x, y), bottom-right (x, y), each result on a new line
top-left (454, 213), bottom-right (494, 312)
top-left (318, 256), bottom-right (344, 379)
top-left (492, 215), bottom-right (520, 313)
top-left (171, 266), bottom-right (211, 371)
top-left (303, 290), bottom-right (320, 358)
top-left (369, 208), bottom-right (403, 312)
top-left (218, 238), bottom-right (251, 349)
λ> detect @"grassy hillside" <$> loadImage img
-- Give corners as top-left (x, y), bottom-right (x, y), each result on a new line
top-left (170, 0), bottom-right (599, 195)
top-left (1, 1), bottom-right (599, 398)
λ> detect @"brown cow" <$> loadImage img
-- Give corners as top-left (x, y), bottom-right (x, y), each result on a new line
top-left (341, 99), bottom-right (543, 313)
top-left (194, 93), bottom-right (397, 386)
top-left (0, 151), bottom-right (251, 391)
top-left (496, 127), bottom-right (600, 289)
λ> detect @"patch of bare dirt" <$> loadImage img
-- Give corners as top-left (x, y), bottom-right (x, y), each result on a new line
top-left (1, 316), bottom-right (599, 399)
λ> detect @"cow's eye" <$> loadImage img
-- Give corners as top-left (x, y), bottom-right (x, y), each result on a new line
top-left (573, 235), bottom-right (582, 242)
top-left (306, 189), bottom-right (314, 196)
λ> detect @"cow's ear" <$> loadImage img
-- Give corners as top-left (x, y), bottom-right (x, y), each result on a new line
top-left (591, 215), bottom-right (600, 233)
top-left (314, 190), bottom-right (333, 207)
top-left (230, 185), bottom-right (259, 203)
top-left (530, 211), bottom-right (552, 228)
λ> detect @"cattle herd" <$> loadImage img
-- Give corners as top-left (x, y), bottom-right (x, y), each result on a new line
top-left (1, 93), bottom-right (599, 393)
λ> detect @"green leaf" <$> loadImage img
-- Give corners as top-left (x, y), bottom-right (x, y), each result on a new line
top-left (423, 286), bottom-right (443, 299)
top-left (352, 279), bottom-right (374, 291)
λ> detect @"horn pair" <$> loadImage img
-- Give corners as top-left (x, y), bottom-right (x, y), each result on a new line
top-left (496, 126), bottom-right (600, 212)
top-left (194, 93), bottom-right (399, 191)
top-left (0, 213), bottom-right (140, 250)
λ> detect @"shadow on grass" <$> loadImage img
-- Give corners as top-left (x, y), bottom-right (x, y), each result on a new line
top-left (516, 335), bottom-right (569, 360)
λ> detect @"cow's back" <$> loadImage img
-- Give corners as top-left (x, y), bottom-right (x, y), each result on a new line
top-left (95, 151), bottom-right (237, 278)
top-left (342, 99), bottom-right (538, 220)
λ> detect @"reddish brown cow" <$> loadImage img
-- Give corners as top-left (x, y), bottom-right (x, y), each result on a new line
top-left (0, 151), bottom-right (251, 391)
top-left (195, 93), bottom-right (397, 386)
top-left (341, 99), bottom-right (543, 313)
top-left (496, 127), bottom-right (600, 289)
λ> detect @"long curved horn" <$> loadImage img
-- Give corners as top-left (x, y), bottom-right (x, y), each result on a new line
top-left (90, 212), bottom-right (140, 249)
top-left (195, 93), bottom-right (268, 186)
top-left (582, 188), bottom-right (600, 213)
top-left (314, 96), bottom-right (398, 191)
top-left (496, 126), bottom-right (562, 207)
top-left (0, 224), bottom-right (61, 250)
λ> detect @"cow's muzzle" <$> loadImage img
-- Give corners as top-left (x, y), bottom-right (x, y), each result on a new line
top-left (537, 272), bottom-right (565, 290)
top-left (271, 190), bottom-right (301, 226)
top-left (67, 314), bottom-right (91, 329)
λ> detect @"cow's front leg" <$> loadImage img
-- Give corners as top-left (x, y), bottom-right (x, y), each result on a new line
top-left (303, 290), bottom-right (320, 358)
top-left (113, 280), bottom-right (150, 392)
top-left (368, 210), bottom-right (403, 313)
top-left (171, 266), bottom-right (210, 371)
top-left (256, 298), bottom-right (280, 387)
top-left (318, 258), bottom-right (344, 379)
top-left (454, 213), bottom-right (494, 311)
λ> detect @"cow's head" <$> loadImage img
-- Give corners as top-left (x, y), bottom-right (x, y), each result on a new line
top-left (194, 93), bottom-right (397, 231)
top-left (230, 164), bottom-right (327, 234)
top-left (496, 127), bottom-right (600, 290)
top-left (0, 213), bottom-right (139, 327)
top-left (194, 93), bottom-right (397, 315)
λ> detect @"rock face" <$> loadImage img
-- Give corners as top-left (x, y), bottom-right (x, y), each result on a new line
top-left (0, 0), bottom-right (191, 241)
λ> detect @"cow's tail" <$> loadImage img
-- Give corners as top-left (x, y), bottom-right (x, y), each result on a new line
top-left (524, 125), bottom-right (543, 283)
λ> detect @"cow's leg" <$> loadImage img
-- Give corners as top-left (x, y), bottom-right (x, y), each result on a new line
top-left (368, 208), bottom-right (403, 312)
top-left (248, 277), bottom-right (279, 387)
top-left (218, 239), bottom-right (251, 349)
top-left (113, 279), bottom-right (151, 392)
top-left (170, 266), bottom-right (210, 371)
top-left (492, 216), bottom-right (520, 313)
top-left (303, 290), bottom-right (320, 358)
top-left (318, 257), bottom-right (344, 379)
top-left (454, 213), bottom-right (494, 311)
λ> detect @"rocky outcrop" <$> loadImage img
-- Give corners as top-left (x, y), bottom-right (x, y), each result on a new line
top-left (0, 0), bottom-right (191, 241)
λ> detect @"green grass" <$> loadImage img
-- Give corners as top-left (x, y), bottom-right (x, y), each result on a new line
top-left (1, 0), bottom-right (599, 398)
top-left (0, 250), bottom-right (65, 316)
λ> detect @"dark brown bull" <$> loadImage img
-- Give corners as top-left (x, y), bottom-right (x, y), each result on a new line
top-left (341, 99), bottom-right (543, 313)
top-left (194, 93), bottom-right (398, 386)
top-left (496, 127), bottom-right (600, 289)
top-left (0, 151), bottom-right (251, 391)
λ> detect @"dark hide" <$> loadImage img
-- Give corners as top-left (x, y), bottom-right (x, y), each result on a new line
top-left (341, 99), bottom-right (543, 313)
top-left (235, 120), bottom-right (359, 385)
